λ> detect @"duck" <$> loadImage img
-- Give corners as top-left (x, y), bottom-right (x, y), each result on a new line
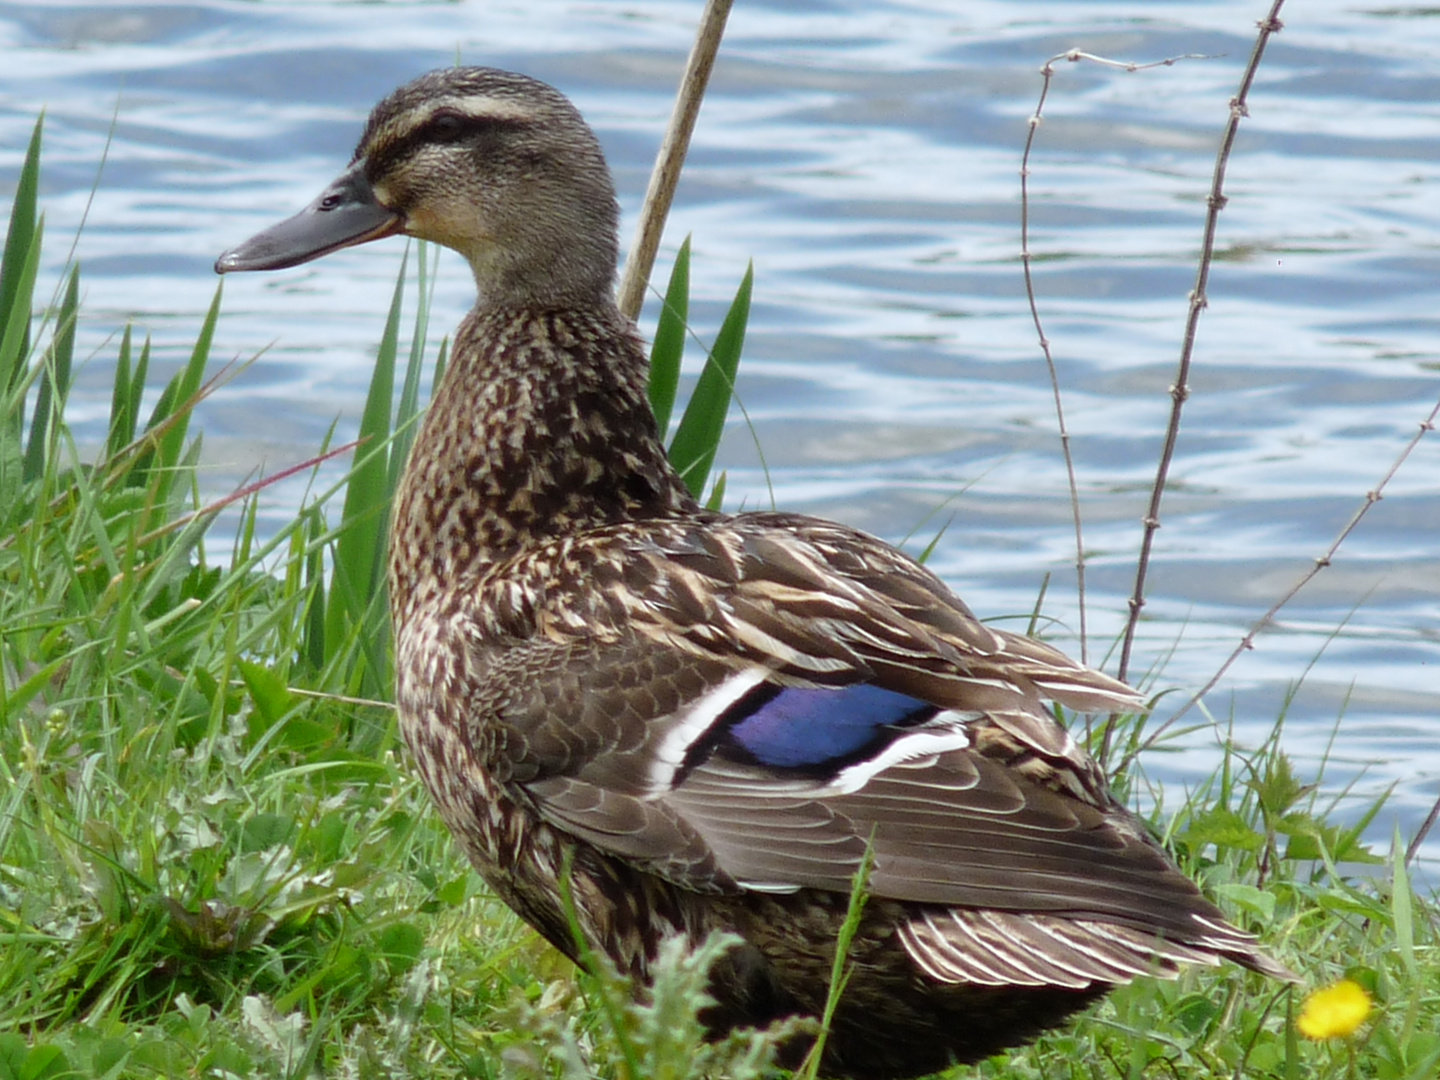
top-left (216, 66), bottom-right (1292, 1080)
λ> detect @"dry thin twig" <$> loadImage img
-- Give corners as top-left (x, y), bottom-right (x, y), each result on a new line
top-left (616, 0), bottom-right (735, 321)
top-left (1021, 50), bottom-right (1210, 667)
top-left (1113, 1), bottom-right (1287, 692)
top-left (1406, 788), bottom-right (1440, 867)
top-left (1101, 1), bottom-right (1287, 766)
top-left (1119, 392), bottom-right (1440, 775)
top-left (137, 438), bottom-right (362, 548)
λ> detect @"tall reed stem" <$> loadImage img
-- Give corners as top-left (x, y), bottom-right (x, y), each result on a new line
top-left (617, 0), bottom-right (735, 321)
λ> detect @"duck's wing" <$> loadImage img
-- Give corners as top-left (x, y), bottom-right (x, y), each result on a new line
top-left (463, 515), bottom-right (1285, 983)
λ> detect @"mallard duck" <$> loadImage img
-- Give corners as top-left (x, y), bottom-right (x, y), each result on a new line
top-left (217, 67), bottom-right (1291, 1079)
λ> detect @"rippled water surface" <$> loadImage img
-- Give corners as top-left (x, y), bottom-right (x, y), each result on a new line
top-left (3, 0), bottom-right (1438, 864)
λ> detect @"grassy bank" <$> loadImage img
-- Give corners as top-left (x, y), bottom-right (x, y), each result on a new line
top-left (1, 113), bottom-right (1437, 1080)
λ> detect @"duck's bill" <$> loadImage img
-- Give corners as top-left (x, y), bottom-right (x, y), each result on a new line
top-left (215, 162), bottom-right (403, 274)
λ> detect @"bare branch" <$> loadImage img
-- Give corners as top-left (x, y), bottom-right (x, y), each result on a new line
top-left (1106, 1), bottom-right (1287, 764)
top-left (1123, 393), bottom-right (1440, 773)
top-left (1114, 2), bottom-right (1287, 689)
top-left (1406, 787), bottom-right (1440, 868)
top-left (1021, 55), bottom-right (1088, 665)
top-left (1021, 49), bottom-right (1211, 669)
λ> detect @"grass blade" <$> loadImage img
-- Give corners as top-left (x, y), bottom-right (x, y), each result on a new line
top-left (0, 116), bottom-right (42, 402)
top-left (1392, 827), bottom-right (1415, 977)
top-left (648, 235), bottom-right (690, 435)
top-left (388, 240), bottom-right (433, 499)
top-left (796, 834), bottom-right (876, 1080)
top-left (326, 246), bottom-right (406, 689)
top-left (23, 264), bottom-right (78, 482)
top-left (667, 260), bottom-right (750, 497)
top-left (106, 325), bottom-right (134, 459)
top-left (0, 219), bottom-right (43, 437)
top-left (140, 285), bottom-right (220, 503)
top-left (704, 470), bottom-right (726, 511)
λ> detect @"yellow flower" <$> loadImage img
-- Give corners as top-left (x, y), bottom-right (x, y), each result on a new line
top-left (1297, 979), bottom-right (1372, 1040)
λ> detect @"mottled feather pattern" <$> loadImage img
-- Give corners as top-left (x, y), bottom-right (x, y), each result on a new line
top-left (450, 514), bottom-right (1129, 801)
top-left (382, 282), bottom-right (1287, 1077)
top-left (223, 66), bottom-right (1292, 1080)
top-left (390, 305), bottom-right (692, 621)
top-left (397, 500), bottom-right (1281, 958)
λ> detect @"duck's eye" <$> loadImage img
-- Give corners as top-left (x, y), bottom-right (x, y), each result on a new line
top-left (429, 112), bottom-right (469, 142)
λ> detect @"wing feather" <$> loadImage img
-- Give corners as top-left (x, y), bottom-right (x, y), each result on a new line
top-left (455, 514), bottom-right (1288, 990)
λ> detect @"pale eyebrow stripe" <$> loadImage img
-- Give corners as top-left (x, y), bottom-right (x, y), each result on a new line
top-left (369, 94), bottom-right (539, 149)
top-left (426, 95), bottom-right (539, 123)
top-left (362, 94), bottom-right (541, 178)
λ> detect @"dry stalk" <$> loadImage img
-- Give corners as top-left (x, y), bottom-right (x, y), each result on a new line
top-left (616, 0), bottom-right (735, 322)
top-left (1121, 392), bottom-right (1440, 776)
top-left (1113, 0), bottom-right (1287, 690)
top-left (1022, 49), bottom-right (1210, 667)
top-left (1406, 788), bottom-right (1440, 868)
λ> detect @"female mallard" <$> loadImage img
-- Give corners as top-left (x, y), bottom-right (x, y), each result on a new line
top-left (217, 67), bottom-right (1290, 1079)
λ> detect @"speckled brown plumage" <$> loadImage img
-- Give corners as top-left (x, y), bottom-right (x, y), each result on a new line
top-left (217, 66), bottom-right (1293, 1080)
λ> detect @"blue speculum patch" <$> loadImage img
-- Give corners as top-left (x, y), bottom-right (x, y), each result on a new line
top-left (725, 684), bottom-right (938, 769)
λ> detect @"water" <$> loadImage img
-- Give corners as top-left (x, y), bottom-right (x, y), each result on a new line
top-left (3, 0), bottom-right (1437, 868)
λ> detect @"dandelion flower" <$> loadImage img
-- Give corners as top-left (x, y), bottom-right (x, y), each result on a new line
top-left (1297, 979), bottom-right (1371, 1040)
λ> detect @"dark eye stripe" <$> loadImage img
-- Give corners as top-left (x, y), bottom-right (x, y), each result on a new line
top-left (366, 111), bottom-right (528, 179)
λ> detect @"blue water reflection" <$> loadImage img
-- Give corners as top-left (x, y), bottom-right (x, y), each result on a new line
top-left (2, 0), bottom-right (1437, 867)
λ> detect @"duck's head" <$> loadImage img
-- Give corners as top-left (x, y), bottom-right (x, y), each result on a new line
top-left (216, 67), bottom-right (620, 308)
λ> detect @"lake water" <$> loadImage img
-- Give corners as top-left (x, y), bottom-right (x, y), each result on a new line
top-left (2, 0), bottom-right (1437, 869)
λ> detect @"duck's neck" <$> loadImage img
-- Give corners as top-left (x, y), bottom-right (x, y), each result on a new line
top-left (389, 302), bottom-right (698, 623)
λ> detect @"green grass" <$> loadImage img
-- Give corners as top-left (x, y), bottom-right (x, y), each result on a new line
top-left (2, 117), bottom-right (1437, 1080)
